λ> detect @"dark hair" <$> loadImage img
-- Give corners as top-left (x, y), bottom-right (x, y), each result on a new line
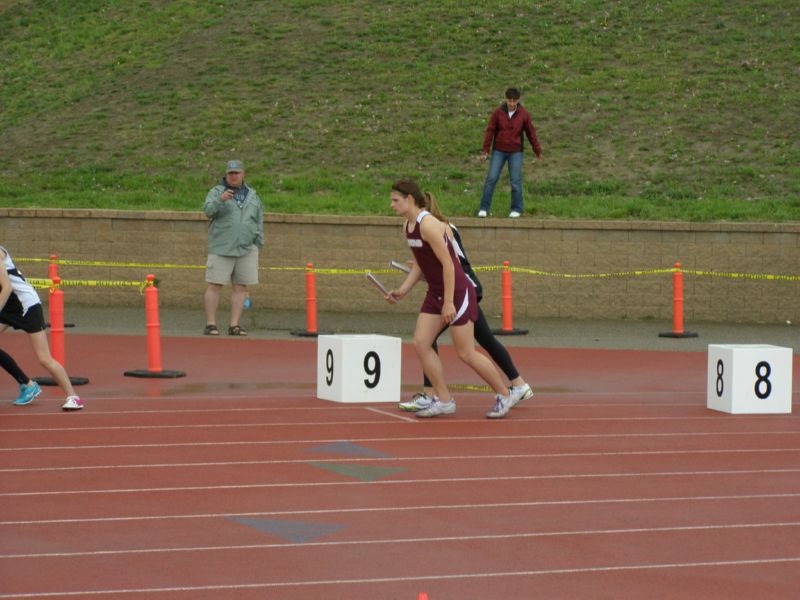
top-left (505, 87), bottom-right (521, 100)
top-left (423, 191), bottom-right (448, 224)
top-left (391, 178), bottom-right (446, 221)
top-left (392, 178), bottom-right (426, 208)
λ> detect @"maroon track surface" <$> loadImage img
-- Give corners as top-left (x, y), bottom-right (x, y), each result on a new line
top-left (1, 334), bottom-right (799, 599)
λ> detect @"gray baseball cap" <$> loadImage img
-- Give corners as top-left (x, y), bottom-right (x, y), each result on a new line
top-left (226, 159), bottom-right (244, 173)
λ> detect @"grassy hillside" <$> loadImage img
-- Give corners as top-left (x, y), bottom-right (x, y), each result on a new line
top-left (0, 0), bottom-right (798, 220)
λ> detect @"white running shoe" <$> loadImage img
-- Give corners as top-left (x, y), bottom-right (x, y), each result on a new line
top-left (507, 384), bottom-right (533, 409)
top-left (62, 396), bottom-right (84, 411)
top-left (509, 211), bottom-right (521, 218)
top-left (477, 210), bottom-right (488, 218)
top-left (416, 399), bottom-right (456, 418)
top-left (486, 395), bottom-right (511, 419)
top-left (399, 392), bottom-right (435, 412)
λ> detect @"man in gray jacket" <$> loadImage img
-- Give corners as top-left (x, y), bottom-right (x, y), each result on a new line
top-left (203, 159), bottom-right (264, 336)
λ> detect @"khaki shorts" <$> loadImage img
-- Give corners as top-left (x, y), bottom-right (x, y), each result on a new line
top-left (205, 246), bottom-right (259, 285)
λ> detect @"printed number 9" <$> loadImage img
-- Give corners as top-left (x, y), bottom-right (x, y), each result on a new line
top-left (364, 351), bottom-right (381, 389)
top-left (325, 349), bottom-right (334, 386)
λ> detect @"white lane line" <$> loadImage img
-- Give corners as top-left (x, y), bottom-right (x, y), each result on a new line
top-left (2, 521), bottom-right (799, 560)
top-left (1, 447), bottom-right (799, 474)
top-left (0, 406), bottom-right (346, 418)
top-left (2, 413), bottom-right (798, 434)
top-left (0, 398), bottom-right (796, 419)
top-left (363, 407), bottom-right (417, 422)
top-left (0, 394), bottom-right (312, 406)
top-left (0, 419), bottom-right (404, 433)
top-left (2, 430), bottom-right (799, 452)
top-left (3, 492), bottom-right (800, 526)
top-left (1, 556), bottom-right (799, 597)
top-left (2, 468), bottom-right (799, 498)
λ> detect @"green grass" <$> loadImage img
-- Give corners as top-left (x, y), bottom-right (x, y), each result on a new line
top-left (1, 0), bottom-right (798, 220)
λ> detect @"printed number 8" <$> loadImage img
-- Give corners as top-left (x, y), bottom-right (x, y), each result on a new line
top-left (754, 361), bottom-right (771, 399)
top-left (363, 351), bottom-right (381, 389)
top-left (715, 359), bottom-right (724, 397)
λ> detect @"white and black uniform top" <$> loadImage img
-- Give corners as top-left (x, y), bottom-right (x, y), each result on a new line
top-left (0, 246), bottom-right (41, 317)
top-left (448, 224), bottom-right (483, 301)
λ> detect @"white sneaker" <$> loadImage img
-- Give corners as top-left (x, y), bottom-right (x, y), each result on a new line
top-left (509, 211), bottom-right (521, 218)
top-left (477, 210), bottom-right (488, 218)
top-left (507, 384), bottom-right (533, 408)
top-left (486, 395), bottom-right (511, 419)
top-left (62, 396), bottom-right (84, 411)
top-left (399, 392), bottom-right (435, 412)
top-left (416, 399), bottom-right (456, 418)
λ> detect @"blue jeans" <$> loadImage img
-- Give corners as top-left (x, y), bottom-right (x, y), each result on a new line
top-left (479, 150), bottom-right (523, 213)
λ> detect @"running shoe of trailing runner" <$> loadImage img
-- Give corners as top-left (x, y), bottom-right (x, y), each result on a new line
top-left (416, 399), bottom-right (456, 418)
top-left (507, 383), bottom-right (533, 408)
top-left (399, 392), bottom-right (435, 412)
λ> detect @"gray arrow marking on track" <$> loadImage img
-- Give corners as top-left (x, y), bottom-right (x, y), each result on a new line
top-left (306, 440), bottom-right (391, 458)
top-left (228, 517), bottom-right (346, 543)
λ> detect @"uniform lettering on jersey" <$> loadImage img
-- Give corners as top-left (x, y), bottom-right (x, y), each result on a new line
top-left (407, 239), bottom-right (423, 248)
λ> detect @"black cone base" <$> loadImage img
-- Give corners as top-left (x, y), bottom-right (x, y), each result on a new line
top-left (123, 369), bottom-right (186, 378)
top-left (291, 330), bottom-right (332, 337)
top-left (658, 331), bottom-right (699, 338)
top-left (34, 376), bottom-right (90, 386)
top-left (492, 328), bottom-right (529, 336)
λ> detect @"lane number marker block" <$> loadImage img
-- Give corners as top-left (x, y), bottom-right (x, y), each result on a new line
top-left (317, 334), bottom-right (401, 404)
top-left (707, 344), bottom-right (793, 414)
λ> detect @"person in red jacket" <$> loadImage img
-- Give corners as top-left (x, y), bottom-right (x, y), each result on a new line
top-left (478, 87), bottom-right (543, 218)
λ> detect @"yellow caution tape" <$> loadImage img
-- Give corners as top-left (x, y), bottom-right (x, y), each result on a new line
top-left (28, 278), bottom-right (146, 290)
top-left (682, 269), bottom-right (800, 281)
top-left (475, 265), bottom-right (800, 281)
top-left (18, 257), bottom-right (800, 281)
top-left (474, 266), bottom-right (675, 279)
top-left (16, 258), bottom-right (387, 275)
top-left (451, 383), bottom-right (493, 393)
top-left (311, 268), bottom-right (396, 275)
top-left (17, 257), bottom-right (204, 270)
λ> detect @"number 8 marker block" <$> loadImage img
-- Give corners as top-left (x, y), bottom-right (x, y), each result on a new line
top-left (707, 344), bottom-right (793, 414)
top-left (317, 335), bottom-right (402, 403)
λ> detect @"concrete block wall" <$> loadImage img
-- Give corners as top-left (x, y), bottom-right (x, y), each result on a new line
top-left (1, 208), bottom-right (798, 323)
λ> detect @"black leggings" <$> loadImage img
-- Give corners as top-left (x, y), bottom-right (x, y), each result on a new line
top-left (423, 305), bottom-right (520, 388)
top-left (0, 348), bottom-right (29, 385)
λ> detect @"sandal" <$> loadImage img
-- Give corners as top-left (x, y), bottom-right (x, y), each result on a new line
top-left (203, 324), bottom-right (220, 336)
top-left (228, 325), bottom-right (248, 337)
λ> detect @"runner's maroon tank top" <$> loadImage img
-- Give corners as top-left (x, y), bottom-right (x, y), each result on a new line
top-left (405, 211), bottom-right (471, 296)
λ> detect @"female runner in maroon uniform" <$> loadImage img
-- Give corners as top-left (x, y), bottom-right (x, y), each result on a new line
top-left (387, 178), bottom-right (512, 418)
top-left (398, 192), bottom-right (534, 417)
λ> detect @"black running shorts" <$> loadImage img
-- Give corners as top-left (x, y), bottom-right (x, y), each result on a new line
top-left (0, 303), bottom-right (46, 334)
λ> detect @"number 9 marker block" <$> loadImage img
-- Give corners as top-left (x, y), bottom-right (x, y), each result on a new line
top-left (707, 344), bottom-right (793, 414)
top-left (317, 334), bottom-right (402, 403)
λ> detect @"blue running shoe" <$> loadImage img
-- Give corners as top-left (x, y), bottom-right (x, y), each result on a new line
top-left (14, 382), bottom-right (41, 406)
